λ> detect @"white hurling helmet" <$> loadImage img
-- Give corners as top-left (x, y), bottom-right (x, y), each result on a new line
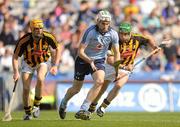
top-left (97, 10), bottom-right (111, 22)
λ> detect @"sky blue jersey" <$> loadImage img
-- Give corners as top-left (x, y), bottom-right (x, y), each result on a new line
top-left (81, 25), bottom-right (119, 59)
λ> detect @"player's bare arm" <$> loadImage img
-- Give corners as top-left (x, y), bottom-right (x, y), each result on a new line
top-left (78, 43), bottom-right (97, 71)
top-left (50, 44), bottom-right (62, 75)
top-left (12, 53), bottom-right (20, 81)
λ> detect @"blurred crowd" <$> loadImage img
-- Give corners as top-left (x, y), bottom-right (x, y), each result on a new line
top-left (0, 0), bottom-right (179, 74)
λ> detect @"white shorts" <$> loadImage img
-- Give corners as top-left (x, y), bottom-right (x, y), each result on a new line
top-left (104, 64), bottom-right (130, 82)
top-left (21, 60), bottom-right (51, 74)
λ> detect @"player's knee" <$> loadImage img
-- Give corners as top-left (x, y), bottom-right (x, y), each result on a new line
top-left (94, 79), bottom-right (104, 86)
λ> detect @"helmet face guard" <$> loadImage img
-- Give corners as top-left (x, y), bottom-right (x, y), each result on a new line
top-left (30, 19), bottom-right (44, 38)
top-left (119, 22), bottom-right (132, 33)
top-left (97, 10), bottom-right (111, 22)
top-left (30, 19), bottom-right (44, 30)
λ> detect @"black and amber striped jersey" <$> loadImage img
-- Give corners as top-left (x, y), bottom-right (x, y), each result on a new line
top-left (14, 31), bottom-right (59, 67)
top-left (119, 33), bottom-right (149, 66)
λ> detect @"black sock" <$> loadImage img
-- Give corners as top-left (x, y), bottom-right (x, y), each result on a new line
top-left (100, 99), bottom-right (110, 109)
top-left (34, 96), bottom-right (42, 107)
top-left (24, 106), bottom-right (32, 115)
top-left (88, 103), bottom-right (98, 113)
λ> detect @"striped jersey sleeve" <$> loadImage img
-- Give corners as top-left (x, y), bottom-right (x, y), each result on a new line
top-left (14, 33), bottom-right (31, 57)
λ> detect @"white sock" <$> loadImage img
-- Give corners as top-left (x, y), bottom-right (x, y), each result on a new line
top-left (80, 99), bottom-right (91, 111)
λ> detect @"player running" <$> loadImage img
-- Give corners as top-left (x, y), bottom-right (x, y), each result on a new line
top-left (59, 10), bottom-right (120, 120)
top-left (12, 19), bottom-right (61, 120)
top-left (88, 22), bottom-right (160, 117)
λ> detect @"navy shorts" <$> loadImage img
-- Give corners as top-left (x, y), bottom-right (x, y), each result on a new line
top-left (74, 56), bottom-right (105, 81)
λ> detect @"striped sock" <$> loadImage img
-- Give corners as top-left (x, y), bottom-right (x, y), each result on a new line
top-left (100, 99), bottom-right (110, 109)
top-left (33, 96), bottom-right (42, 107)
top-left (24, 106), bottom-right (32, 115)
top-left (88, 103), bottom-right (98, 113)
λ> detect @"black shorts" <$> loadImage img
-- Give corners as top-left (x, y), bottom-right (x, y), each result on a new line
top-left (74, 56), bottom-right (105, 81)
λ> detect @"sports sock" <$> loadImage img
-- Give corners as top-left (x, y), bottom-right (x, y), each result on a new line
top-left (24, 106), bottom-right (32, 115)
top-left (80, 99), bottom-right (91, 111)
top-left (33, 96), bottom-right (42, 107)
top-left (100, 98), bottom-right (110, 109)
top-left (88, 103), bottom-right (98, 113)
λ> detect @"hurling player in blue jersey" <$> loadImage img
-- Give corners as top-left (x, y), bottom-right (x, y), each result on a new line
top-left (88, 22), bottom-right (160, 118)
top-left (59, 10), bottom-right (120, 120)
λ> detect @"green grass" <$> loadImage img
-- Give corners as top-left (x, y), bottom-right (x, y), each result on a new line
top-left (0, 111), bottom-right (180, 127)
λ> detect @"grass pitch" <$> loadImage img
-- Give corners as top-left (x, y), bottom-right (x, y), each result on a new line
top-left (0, 111), bottom-right (180, 127)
